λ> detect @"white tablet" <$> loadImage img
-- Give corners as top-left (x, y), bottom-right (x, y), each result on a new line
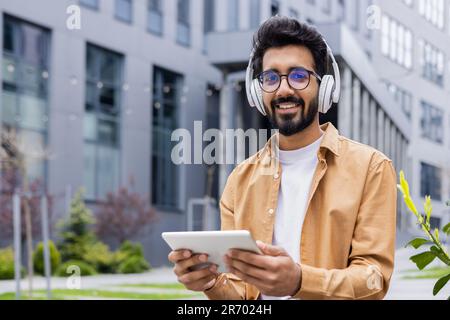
top-left (162, 230), bottom-right (262, 273)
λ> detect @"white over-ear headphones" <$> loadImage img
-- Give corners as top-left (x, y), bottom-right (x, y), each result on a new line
top-left (245, 39), bottom-right (341, 116)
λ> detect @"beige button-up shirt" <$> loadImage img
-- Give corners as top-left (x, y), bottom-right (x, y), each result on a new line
top-left (204, 122), bottom-right (397, 300)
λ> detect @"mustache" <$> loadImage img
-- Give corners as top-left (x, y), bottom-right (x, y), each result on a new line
top-left (271, 96), bottom-right (305, 108)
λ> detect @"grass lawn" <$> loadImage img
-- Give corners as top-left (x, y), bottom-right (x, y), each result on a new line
top-left (0, 285), bottom-right (203, 300)
top-left (402, 266), bottom-right (450, 279)
top-left (115, 283), bottom-right (186, 289)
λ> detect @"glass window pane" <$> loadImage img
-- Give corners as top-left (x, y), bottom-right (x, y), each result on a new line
top-left (79, 0), bottom-right (99, 9)
top-left (149, 0), bottom-right (162, 11)
top-left (97, 146), bottom-right (119, 198)
top-left (84, 112), bottom-right (97, 140)
top-left (84, 143), bottom-right (97, 199)
top-left (100, 54), bottom-right (120, 84)
top-left (86, 47), bottom-right (97, 80)
top-left (2, 90), bottom-right (18, 125)
top-left (3, 20), bottom-right (15, 52)
top-left (148, 10), bottom-right (163, 34)
top-left (98, 119), bottom-right (118, 145)
top-left (21, 24), bottom-right (48, 67)
top-left (18, 93), bottom-right (46, 130)
top-left (99, 87), bottom-right (119, 114)
top-left (228, 0), bottom-right (239, 31)
top-left (2, 56), bottom-right (16, 84)
top-left (115, 0), bottom-right (132, 23)
top-left (177, 23), bottom-right (190, 46)
top-left (250, 0), bottom-right (260, 28)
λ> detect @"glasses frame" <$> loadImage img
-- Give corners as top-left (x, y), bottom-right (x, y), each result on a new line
top-left (257, 67), bottom-right (322, 93)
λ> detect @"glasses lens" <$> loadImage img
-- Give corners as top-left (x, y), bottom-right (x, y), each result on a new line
top-left (288, 68), bottom-right (309, 90)
top-left (260, 70), bottom-right (280, 92)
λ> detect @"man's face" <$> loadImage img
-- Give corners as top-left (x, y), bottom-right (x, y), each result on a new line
top-left (261, 45), bottom-right (320, 136)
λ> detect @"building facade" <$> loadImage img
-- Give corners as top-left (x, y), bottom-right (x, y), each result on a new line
top-left (0, 0), bottom-right (449, 267)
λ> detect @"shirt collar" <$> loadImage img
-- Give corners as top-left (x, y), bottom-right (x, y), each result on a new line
top-left (258, 122), bottom-right (341, 160)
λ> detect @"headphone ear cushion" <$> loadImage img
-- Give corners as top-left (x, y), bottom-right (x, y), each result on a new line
top-left (318, 75), bottom-right (334, 114)
top-left (251, 79), bottom-right (266, 116)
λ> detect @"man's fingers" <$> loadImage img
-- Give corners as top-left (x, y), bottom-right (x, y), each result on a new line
top-left (226, 249), bottom-right (274, 270)
top-left (173, 254), bottom-right (209, 276)
top-left (178, 266), bottom-right (216, 285)
top-left (228, 266), bottom-right (269, 291)
top-left (186, 274), bottom-right (218, 291)
top-left (227, 258), bottom-right (268, 281)
top-left (168, 250), bottom-right (191, 263)
top-left (256, 241), bottom-right (287, 256)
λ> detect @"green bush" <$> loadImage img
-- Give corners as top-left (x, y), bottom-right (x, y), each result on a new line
top-left (0, 247), bottom-right (25, 280)
top-left (54, 260), bottom-right (97, 277)
top-left (57, 189), bottom-right (96, 261)
top-left (33, 241), bottom-right (61, 275)
top-left (117, 256), bottom-right (150, 274)
top-left (118, 241), bottom-right (144, 258)
top-left (82, 242), bottom-right (115, 273)
top-left (112, 241), bottom-right (151, 274)
top-left (0, 247), bottom-right (15, 280)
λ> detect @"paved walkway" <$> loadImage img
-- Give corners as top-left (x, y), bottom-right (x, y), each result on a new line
top-left (1, 247), bottom-right (448, 299)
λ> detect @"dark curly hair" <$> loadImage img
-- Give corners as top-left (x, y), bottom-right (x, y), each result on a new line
top-left (252, 16), bottom-right (329, 78)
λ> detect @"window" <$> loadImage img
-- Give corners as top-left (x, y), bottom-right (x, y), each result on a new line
top-left (418, 39), bottom-right (445, 87)
top-left (420, 162), bottom-right (442, 200)
top-left (381, 15), bottom-right (413, 69)
top-left (204, 0), bottom-right (215, 33)
top-left (271, 0), bottom-right (280, 16)
top-left (1, 16), bottom-right (50, 185)
top-left (203, 0), bottom-right (215, 53)
top-left (420, 101), bottom-right (443, 144)
top-left (148, 0), bottom-right (163, 35)
top-left (152, 67), bottom-right (183, 209)
top-left (84, 44), bottom-right (123, 200)
top-left (228, 0), bottom-right (239, 31)
top-left (79, 0), bottom-right (99, 10)
top-left (384, 81), bottom-right (412, 120)
top-left (250, 0), bottom-right (260, 28)
top-left (177, 0), bottom-right (191, 46)
top-left (115, 0), bottom-right (132, 23)
top-left (419, 0), bottom-right (445, 29)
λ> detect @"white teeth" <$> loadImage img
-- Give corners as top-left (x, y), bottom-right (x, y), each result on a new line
top-left (277, 103), bottom-right (298, 109)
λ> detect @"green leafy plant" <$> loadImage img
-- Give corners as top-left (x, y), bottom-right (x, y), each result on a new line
top-left (57, 189), bottom-right (96, 261)
top-left (0, 247), bottom-right (25, 280)
top-left (116, 256), bottom-right (150, 274)
top-left (82, 242), bottom-right (115, 274)
top-left (113, 241), bottom-right (151, 274)
top-left (398, 170), bottom-right (450, 299)
top-left (33, 240), bottom-right (61, 275)
top-left (54, 260), bottom-right (97, 277)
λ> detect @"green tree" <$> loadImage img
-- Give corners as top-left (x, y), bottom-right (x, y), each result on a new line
top-left (57, 189), bottom-right (95, 261)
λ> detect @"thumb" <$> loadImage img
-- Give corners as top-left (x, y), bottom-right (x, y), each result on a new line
top-left (256, 240), bottom-right (287, 256)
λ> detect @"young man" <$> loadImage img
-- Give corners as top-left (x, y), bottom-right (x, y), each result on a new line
top-left (168, 17), bottom-right (397, 300)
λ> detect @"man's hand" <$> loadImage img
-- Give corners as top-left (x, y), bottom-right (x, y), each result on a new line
top-left (168, 250), bottom-right (219, 292)
top-left (223, 241), bottom-right (302, 297)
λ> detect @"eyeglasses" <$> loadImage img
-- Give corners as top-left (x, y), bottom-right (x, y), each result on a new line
top-left (257, 67), bottom-right (322, 93)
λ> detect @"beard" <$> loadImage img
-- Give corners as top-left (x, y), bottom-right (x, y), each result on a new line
top-left (266, 95), bottom-right (319, 136)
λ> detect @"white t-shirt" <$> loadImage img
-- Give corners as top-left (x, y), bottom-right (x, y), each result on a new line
top-left (261, 134), bottom-right (323, 300)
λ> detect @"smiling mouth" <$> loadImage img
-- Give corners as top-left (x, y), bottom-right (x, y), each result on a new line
top-left (275, 103), bottom-right (301, 110)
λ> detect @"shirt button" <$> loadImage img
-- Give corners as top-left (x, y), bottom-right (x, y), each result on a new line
top-left (268, 209), bottom-right (274, 215)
